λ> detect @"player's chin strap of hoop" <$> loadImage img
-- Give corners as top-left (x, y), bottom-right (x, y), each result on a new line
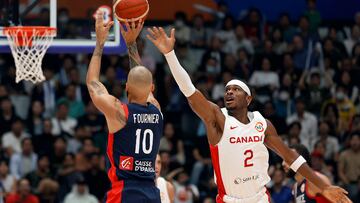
top-left (290, 155), bottom-right (307, 172)
top-left (164, 50), bottom-right (196, 97)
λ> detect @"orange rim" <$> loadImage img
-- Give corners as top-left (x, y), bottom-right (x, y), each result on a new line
top-left (4, 26), bottom-right (57, 37)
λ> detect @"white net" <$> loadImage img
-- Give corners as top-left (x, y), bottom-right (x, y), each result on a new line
top-left (5, 27), bottom-right (56, 83)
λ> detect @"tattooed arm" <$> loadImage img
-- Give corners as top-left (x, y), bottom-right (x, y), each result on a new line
top-left (86, 10), bottom-right (126, 132)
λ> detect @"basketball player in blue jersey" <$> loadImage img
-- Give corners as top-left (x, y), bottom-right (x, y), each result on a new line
top-left (86, 11), bottom-right (163, 203)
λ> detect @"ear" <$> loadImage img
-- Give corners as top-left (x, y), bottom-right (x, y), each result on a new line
top-left (246, 95), bottom-right (253, 106)
top-left (151, 84), bottom-right (155, 92)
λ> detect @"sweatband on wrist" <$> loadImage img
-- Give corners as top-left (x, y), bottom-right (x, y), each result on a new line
top-left (290, 156), bottom-right (307, 172)
top-left (164, 50), bottom-right (196, 97)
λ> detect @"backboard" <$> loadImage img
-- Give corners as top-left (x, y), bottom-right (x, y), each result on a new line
top-left (0, 0), bottom-right (125, 54)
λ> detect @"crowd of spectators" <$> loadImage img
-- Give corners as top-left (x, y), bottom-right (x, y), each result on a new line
top-left (0, 0), bottom-right (360, 202)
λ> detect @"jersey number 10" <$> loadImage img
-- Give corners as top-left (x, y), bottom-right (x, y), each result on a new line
top-left (135, 129), bottom-right (154, 154)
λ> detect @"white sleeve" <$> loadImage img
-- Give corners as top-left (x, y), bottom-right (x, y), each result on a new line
top-left (164, 50), bottom-right (196, 97)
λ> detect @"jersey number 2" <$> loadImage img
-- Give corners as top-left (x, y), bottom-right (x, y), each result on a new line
top-left (135, 129), bottom-right (153, 154)
top-left (244, 149), bottom-right (254, 167)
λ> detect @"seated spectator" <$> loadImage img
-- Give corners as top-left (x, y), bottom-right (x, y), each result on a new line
top-left (137, 37), bottom-right (156, 74)
top-left (0, 96), bottom-right (19, 136)
top-left (321, 103), bottom-right (340, 136)
top-left (67, 125), bottom-right (91, 154)
top-left (322, 85), bottom-right (356, 134)
top-left (312, 121), bottom-right (340, 161)
top-left (10, 138), bottom-right (37, 180)
top-left (304, 0), bottom-right (321, 34)
top-left (269, 168), bottom-right (293, 203)
top-left (168, 11), bottom-right (190, 43)
top-left (344, 25), bottom-right (360, 56)
top-left (200, 36), bottom-right (225, 72)
top-left (333, 71), bottom-right (359, 103)
top-left (278, 13), bottom-right (297, 43)
top-left (51, 100), bottom-right (77, 137)
top-left (64, 177), bottom-right (97, 203)
top-left (5, 178), bottom-right (39, 203)
top-left (50, 137), bottom-right (67, 173)
top-left (61, 84), bottom-right (85, 119)
top-left (25, 155), bottom-right (53, 192)
top-left (338, 133), bottom-right (360, 202)
top-left (167, 168), bottom-right (199, 203)
top-left (33, 119), bottom-right (55, 156)
top-left (83, 153), bottom-right (109, 201)
top-left (78, 101), bottom-right (105, 135)
top-left (236, 49), bottom-right (252, 81)
top-left (56, 153), bottom-right (83, 202)
top-left (26, 100), bottom-right (44, 137)
top-left (287, 98), bottom-right (318, 149)
top-left (215, 15), bottom-right (236, 43)
top-left (262, 101), bottom-right (287, 135)
top-left (0, 159), bottom-right (16, 196)
top-left (36, 178), bottom-right (59, 203)
top-left (159, 122), bottom-right (185, 165)
top-left (2, 119), bottom-right (30, 155)
top-left (271, 28), bottom-right (288, 55)
top-left (273, 73), bottom-right (296, 118)
top-left (75, 138), bottom-right (98, 172)
top-left (249, 58), bottom-right (280, 102)
top-left (223, 24), bottom-right (254, 55)
top-left (68, 68), bottom-right (89, 104)
top-left (287, 121), bottom-right (302, 146)
top-left (190, 14), bottom-right (208, 49)
top-left (311, 145), bottom-right (334, 182)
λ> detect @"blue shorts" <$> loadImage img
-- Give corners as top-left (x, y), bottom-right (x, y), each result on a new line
top-left (103, 179), bottom-right (161, 203)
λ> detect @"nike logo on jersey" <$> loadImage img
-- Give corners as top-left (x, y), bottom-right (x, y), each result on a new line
top-left (230, 126), bottom-right (238, 130)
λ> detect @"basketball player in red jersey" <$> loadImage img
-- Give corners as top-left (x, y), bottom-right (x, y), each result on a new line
top-left (146, 27), bottom-right (351, 203)
top-left (87, 11), bottom-right (163, 203)
top-left (283, 144), bottom-right (332, 203)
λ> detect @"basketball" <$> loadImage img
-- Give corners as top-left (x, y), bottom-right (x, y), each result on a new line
top-left (113, 0), bottom-right (149, 22)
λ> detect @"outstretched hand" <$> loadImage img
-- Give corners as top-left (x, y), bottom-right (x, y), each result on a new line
top-left (146, 27), bottom-right (175, 54)
top-left (120, 19), bottom-right (144, 45)
top-left (322, 185), bottom-right (352, 203)
top-left (95, 10), bottom-right (114, 45)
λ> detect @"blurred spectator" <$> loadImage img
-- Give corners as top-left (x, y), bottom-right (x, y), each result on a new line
top-left (271, 28), bottom-right (288, 55)
top-left (68, 68), bottom-right (89, 104)
top-left (200, 36), bottom-right (225, 72)
top-left (31, 67), bottom-right (58, 118)
top-left (36, 178), bottom-right (59, 203)
top-left (312, 121), bottom-right (339, 161)
top-left (159, 123), bottom-right (185, 165)
top-left (269, 168), bottom-right (293, 203)
top-left (25, 154), bottom-right (53, 192)
top-left (216, 15), bottom-right (236, 43)
top-left (287, 121), bottom-right (302, 146)
top-left (2, 119), bottom-right (30, 155)
top-left (83, 153), bottom-right (109, 201)
top-left (171, 42), bottom-right (198, 75)
top-left (280, 53), bottom-right (301, 83)
top-left (278, 13), bottom-right (297, 43)
top-left (26, 100), bottom-right (44, 137)
top-left (58, 56), bottom-right (76, 86)
top-left (67, 125), bottom-right (90, 154)
top-left (74, 138), bottom-right (98, 172)
top-left (212, 72), bottom-right (232, 101)
top-left (321, 103), bottom-right (340, 136)
top-left (327, 27), bottom-right (348, 58)
top-left (287, 98), bottom-right (318, 149)
top-left (249, 57), bottom-right (280, 102)
top-left (223, 24), bottom-right (254, 55)
top-left (333, 71), bottom-right (359, 103)
top-left (0, 97), bottom-right (19, 135)
top-left (311, 143), bottom-right (334, 182)
top-left (56, 153), bottom-right (83, 202)
top-left (323, 38), bottom-right (343, 70)
top-left (262, 101), bottom-right (287, 135)
top-left (344, 25), bottom-right (360, 56)
top-left (63, 177), bottom-right (97, 203)
top-left (61, 84), bottom-right (85, 119)
top-left (170, 11), bottom-right (190, 43)
top-left (51, 100), bottom-right (77, 137)
top-left (50, 137), bottom-right (67, 173)
top-left (297, 16), bottom-right (319, 45)
top-left (322, 85), bottom-right (356, 134)
top-left (137, 37), bottom-right (156, 74)
top-left (236, 49), bottom-right (252, 81)
top-left (190, 14), bottom-right (207, 49)
top-left (32, 119), bottom-right (55, 156)
top-left (338, 133), bottom-right (360, 202)
top-left (167, 168), bottom-right (199, 203)
top-left (304, 0), bottom-right (321, 34)
top-left (78, 101), bottom-right (105, 135)
top-left (243, 8), bottom-right (268, 43)
top-left (273, 73), bottom-right (296, 118)
top-left (291, 35), bottom-right (314, 70)
top-left (5, 178), bottom-right (39, 203)
top-left (0, 159), bottom-right (16, 196)
top-left (10, 138), bottom-right (37, 180)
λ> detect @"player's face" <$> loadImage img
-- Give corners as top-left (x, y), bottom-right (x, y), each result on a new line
top-left (224, 85), bottom-right (251, 110)
top-left (155, 154), bottom-right (161, 178)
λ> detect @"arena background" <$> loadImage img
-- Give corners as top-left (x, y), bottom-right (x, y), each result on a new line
top-left (0, 0), bottom-right (359, 202)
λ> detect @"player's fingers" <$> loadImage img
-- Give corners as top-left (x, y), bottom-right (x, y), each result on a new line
top-left (159, 27), bottom-right (166, 37)
top-left (152, 27), bottom-right (160, 37)
top-left (146, 34), bottom-right (156, 43)
top-left (170, 28), bottom-right (175, 40)
top-left (137, 19), bottom-right (144, 30)
top-left (106, 21), bottom-right (114, 30)
top-left (124, 20), bottom-right (131, 32)
top-left (147, 28), bottom-right (156, 38)
top-left (131, 19), bottom-right (136, 30)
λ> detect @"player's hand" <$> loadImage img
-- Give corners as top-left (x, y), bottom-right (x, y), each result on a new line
top-left (95, 10), bottom-right (114, 45)
top-left (120, 19), bottom-right (144, 45)
top-left (321, 185), bottom-right (352, 203)
top-left (146, 27), bottom-right (175, 54)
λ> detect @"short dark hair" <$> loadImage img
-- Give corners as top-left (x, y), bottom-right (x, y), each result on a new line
top-left (290, 144), bottom-right (311, 167)
top-left (288, 121), bottom-right (302, 131)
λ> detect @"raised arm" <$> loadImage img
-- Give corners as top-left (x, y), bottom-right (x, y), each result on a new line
top-left (264, 120), bottom-right (351, 203)
top-left (86, 10), bottom-right (125, 133)
top-left (121, 20), bottom-right (160, 109)
top-left (146, 27), bottom-right (224, 144)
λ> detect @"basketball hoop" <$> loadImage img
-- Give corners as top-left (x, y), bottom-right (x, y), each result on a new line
top-left (4, 26), bottom-right (56, 83)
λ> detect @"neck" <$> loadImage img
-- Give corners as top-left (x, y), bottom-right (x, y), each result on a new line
top-left (128, 98), bottom-right (148, 106)
top-left (229, 108), bottom-right (249, 124)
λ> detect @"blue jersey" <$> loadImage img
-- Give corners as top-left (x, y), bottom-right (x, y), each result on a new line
top-left (294, 179), bottom-right (330, 203)
top-left (105, 103), bottom-right (163, 183)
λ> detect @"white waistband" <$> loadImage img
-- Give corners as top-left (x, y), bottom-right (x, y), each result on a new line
top-left (223, 187), bottom-right (267, 203)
